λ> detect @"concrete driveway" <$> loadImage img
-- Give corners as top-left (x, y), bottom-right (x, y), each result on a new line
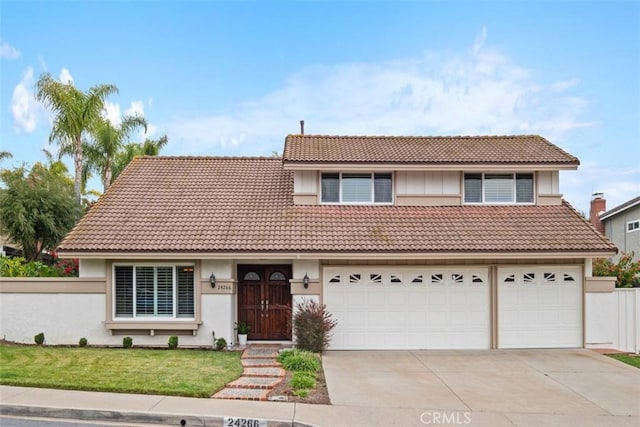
top-left (321, 349), bottom-right (640, 425)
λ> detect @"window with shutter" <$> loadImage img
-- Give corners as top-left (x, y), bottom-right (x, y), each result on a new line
top-left (321, 172), bottom-right (393, 204)
top-left (464, 173), bottom-right (534, 204)
top-left (113, 264), bottom-right (195, 319)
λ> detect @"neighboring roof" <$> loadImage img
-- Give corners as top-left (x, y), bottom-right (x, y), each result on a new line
top-left (58, 156), bottom-right (614, 255)
top-left (600, 195), bottom-right (640, 221)
top-left (283, 135), bottom-right (580, 165)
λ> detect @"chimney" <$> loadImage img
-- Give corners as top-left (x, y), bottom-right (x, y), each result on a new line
top-left (589, 192), bottom-right (606, 233)
top-left (300, 120), bottom-right (305, 135)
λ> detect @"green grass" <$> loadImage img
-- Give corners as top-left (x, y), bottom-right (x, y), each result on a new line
top-left (608, 353), bottom-right (640, 369)
top-left (0, 345), bottom-right (243, 397)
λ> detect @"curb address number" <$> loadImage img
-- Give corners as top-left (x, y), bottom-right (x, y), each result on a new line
top-left (224, 417), bottom-right (266, 427)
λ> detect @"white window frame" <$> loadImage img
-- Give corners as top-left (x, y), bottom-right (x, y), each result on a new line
top-left (320, 172), bottom-right (394, 205)
top-left (628, 219), bottom-right (640, 232)
top-left (112, 263), bottom-right (195, 320)
top-left (463, 172), bottom-right (535, 205)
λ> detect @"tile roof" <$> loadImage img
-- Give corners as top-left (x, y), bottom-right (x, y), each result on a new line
top-left (600, 195), bottom-right (640, 221)
top-left (283, 135), bottom-right (579, 165)
top-left (58, 156), bottom-right (614, 255)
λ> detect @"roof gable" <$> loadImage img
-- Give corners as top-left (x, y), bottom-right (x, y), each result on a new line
top-left (283, 134), bottom-right (579, 166)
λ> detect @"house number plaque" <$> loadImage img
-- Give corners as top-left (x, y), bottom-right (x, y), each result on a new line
top-left (224, 417), bottom-right (266, 427)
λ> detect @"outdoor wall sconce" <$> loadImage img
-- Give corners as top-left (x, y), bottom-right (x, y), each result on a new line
top-left (303, 273), bottom-right (309, 289)
top-left (209, 273), bottom-right (216, 288)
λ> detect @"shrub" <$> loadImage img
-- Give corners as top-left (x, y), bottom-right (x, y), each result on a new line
top-left (277, 349), bottom-right (321, 372)
top-left (168, 335), bottom-right (179, 349)
top-left (78, 337), bottom-right (88, 347)
top-left (215, 337), bottom-right (227, 351)
top-left (290, 371), bottom-right (316, 390)
top-left (122, 336), bottom-right (133, 348)
top-left (292, 299), bottom-right (337, 353)
top-left (1, 256), bottom-right (60, 277)
top-left (293, 389), bottom-right (309, 397)
top-left (34, 332), bottom-right (45, 345)
top-left (593, 252), bottom-right (640, 288)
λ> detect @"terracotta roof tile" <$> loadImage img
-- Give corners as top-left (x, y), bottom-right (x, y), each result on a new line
top-left (58, 156), bottom-right (614, 255)
top-left (282, 135), bottom-right (579, 165)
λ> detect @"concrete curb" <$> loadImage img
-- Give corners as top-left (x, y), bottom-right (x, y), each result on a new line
top-left (0, 403), bottom-right (313, 427)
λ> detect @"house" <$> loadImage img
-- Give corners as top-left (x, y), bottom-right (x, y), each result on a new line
top-left (590, 194), bottom-right (640, 263)
top-left (52, 134), bottom-right (616, 350)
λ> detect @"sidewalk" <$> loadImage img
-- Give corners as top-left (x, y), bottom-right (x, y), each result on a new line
top-left (2, 385), bottom-right (640, 427)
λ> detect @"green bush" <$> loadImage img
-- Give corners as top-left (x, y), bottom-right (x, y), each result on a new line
top-left (34, 332), bottom-right (45, 345)
top-left (593, 252), bottom-right (640, 288)
top-left (1, 256), bottom-right (60, 277)
top-left (78, 337), bottom-right (88, 347)
top-left (277, 349), bottom-right (320, 372)
top-left (292, 389), bottom-right (309, 397)
top-left (168, 335), bottom-right (179, 349)
top-left (290, 371), bottom-right (316, 390)
top-left (292, 299), bottom-right (338, 353)
top-left (122, 336), bottom-right (133, 348)
top-left (215, 337), bottom-right (227, 351)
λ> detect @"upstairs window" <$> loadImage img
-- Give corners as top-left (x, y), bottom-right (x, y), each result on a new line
top-left (464, 173), bottom-right (533, 204)
top-left (628, 220), bottom-right (640, 232)
top-left (321, 172), bottom-right (392, 204)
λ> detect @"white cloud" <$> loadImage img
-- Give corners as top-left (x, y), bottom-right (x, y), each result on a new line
top-left (0, 39), bottom-right (21, 59)
top-left (125, 100), bottom-right (145, 117)
top-left (472, 26), bottom-right (487, 56)
top-left (103, 102), bottom-right (122, 125)
top-left (165, 33), bottom-right (594, 156)
top-left (551, 78), bottom-right (580, 92)
top-left (59, 68), bottom-right (74, 85)
top-left (11, 67), bottom-right (40, 133)
top-left (561, 162), bottom-right (640, 216)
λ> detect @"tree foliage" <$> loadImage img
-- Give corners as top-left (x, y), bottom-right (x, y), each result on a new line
top-left (592, 252), bottom-right (640, 288)
top-left (0, 159), bottom-right (81, 261)
top-left (35, 73), bottom-right (118, 200)
top-left (83, 115), bottom-right (147, 192)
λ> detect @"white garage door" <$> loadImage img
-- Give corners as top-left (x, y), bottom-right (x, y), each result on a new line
top-left (324, 267), bottom-right (490, 350)
top-left (498, 266), bottom-right (582, 349)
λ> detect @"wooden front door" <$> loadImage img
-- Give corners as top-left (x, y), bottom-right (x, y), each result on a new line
top-left (237, 265), bottom-right (292, 340)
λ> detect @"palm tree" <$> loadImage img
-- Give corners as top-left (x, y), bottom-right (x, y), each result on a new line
top-left (0, 151), bottom-right (12, 161)
top-left (111, 135), bottom-right (168, 182)
top-left (84, 115), bottom-right (147, 192)
top-left (35, 73), bottom-right (118, 200)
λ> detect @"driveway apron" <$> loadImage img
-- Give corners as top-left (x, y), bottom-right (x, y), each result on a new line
top-left (322, 349), bottom-right (640, 417)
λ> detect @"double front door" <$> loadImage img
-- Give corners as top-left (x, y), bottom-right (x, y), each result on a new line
top-left (237, 265), bottom-right (292, 340)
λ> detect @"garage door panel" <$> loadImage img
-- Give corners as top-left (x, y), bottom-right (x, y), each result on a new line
top-left (324, 267), bottom-right (490, 350)
top-left (498, 266), bottom-right (582, 349)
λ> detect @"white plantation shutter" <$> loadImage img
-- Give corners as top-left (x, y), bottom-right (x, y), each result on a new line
top-left (136, 266), bottom-right (155, 315)
top-left (177, 266), bottom-right (195, 317)
top-left (374, 173), bottom-right (392, 203)
top-left (342, 173), bottom-right (372, 202)
top-left (321, 173), bottom-right (339, 202)
top-left (156, 267), bottom-right (173, 316)
top-left (484, 174), bottom-right (514, 203)
top-left (516, 174), bottom-right (534, 203)
top-left (464, 174), bottom-right (482, 203)
top-left (114, 266), bottom-right (133, 317)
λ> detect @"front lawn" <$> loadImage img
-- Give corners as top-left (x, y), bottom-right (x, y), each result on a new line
top-left (607, 353), bottom-right (640, 369)
top-left (0, 345), bottom-right (243, 397)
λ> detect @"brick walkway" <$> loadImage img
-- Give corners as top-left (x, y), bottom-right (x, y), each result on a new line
top-left (212, 346), bottom-right (286, 401)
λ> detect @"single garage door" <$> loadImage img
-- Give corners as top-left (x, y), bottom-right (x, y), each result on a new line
top-left (324, 267), bottom-right (490, 350)
top-left (498, 266), bottom-right (582, 349)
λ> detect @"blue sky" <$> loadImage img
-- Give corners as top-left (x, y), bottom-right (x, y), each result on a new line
top-left (1, 1), bottom-right (638, 215)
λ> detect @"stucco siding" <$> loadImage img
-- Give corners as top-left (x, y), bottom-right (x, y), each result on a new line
top-left (604, 204), bottom-right (640, 262)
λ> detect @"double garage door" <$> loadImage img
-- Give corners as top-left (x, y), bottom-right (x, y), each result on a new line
top-left (323, 266), bottom-right (582, 350)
